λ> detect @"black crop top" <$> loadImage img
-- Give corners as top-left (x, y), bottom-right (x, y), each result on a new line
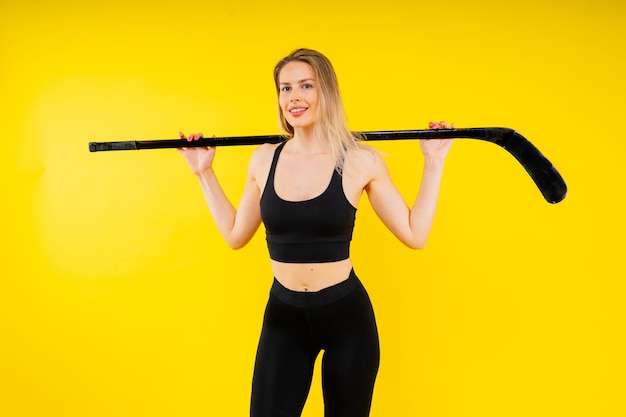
top-left (260, 142), bottom-right (357, 263)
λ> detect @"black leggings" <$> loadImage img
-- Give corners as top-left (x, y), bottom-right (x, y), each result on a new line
top-left (251, 270), bottom-right (380, 417)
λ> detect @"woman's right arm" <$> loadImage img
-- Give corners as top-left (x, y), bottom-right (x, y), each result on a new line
top-left (178, 132), bottom-right (263, 249)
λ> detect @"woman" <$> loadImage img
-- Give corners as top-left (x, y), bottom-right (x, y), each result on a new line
top-left (178, 48), bottom-right (454, 417)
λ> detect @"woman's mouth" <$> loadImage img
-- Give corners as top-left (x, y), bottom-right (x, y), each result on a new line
top-left (289, 107), bottom-right (308, 116)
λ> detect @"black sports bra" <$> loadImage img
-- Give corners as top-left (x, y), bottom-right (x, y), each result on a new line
top-left (260, 142), bottom-right (357, 263)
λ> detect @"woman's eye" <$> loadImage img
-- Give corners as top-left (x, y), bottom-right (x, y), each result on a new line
top-left (303, 83), bottom-right (313, 89)
top-left (281, 86), bottom-right (291, 92)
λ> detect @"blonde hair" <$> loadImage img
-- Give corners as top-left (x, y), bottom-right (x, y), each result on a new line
top-left (273, 48), bottom-right (362, 172)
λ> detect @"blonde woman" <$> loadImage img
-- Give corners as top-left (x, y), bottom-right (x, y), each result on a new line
top-left (179, 48), bottom-right (454, 417)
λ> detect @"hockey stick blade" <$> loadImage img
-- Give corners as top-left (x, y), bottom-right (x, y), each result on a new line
top-left (88, 128), bottom-right (567, 203)
top-left (359, 128), bottom-right (567, 204)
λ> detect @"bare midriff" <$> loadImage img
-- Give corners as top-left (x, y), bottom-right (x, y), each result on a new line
top-left (270, 258), bottom-right (354, 292)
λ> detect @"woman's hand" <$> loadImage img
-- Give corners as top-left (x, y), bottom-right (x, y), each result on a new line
top-left (177, 132), bottom-right (216, 176)
top-left (421, 121), bottom-right (455, 161)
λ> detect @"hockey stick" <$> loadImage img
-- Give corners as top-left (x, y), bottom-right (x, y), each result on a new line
top-left (88, 127), bottom-right (567, 204)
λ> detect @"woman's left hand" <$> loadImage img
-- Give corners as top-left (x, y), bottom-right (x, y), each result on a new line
top-left (420, 121), bottom-right (455, 160)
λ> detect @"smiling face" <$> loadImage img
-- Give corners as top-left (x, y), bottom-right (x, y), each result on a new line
top-left (277, 61), bottom-right (319, 134)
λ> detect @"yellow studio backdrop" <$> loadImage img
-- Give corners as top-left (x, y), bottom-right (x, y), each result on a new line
top-left (1, 0), bottom-right (624, 416)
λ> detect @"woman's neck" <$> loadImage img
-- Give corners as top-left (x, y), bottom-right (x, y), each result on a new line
top-left (290, 127), bottom-right (325, 154)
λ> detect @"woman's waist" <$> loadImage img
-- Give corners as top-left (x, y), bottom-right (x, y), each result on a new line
top-left (270, 258), bottom-right (354, 292)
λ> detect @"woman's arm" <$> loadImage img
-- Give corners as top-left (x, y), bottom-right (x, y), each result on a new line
top-left (364, 122), bottom-right (454, 249)
top-left (178, 132), bottom-right (263, 249)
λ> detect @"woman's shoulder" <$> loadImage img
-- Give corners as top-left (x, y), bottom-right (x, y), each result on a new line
top-left (349, 143), bottom-right (385, 168)
top-left (251, 141), bottom-right (282, 160)
top-left (344, 143), bottom-right (387, 183)
top-left (248, 142), bottom-right (282, 174)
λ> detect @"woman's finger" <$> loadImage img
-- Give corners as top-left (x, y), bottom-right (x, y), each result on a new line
top-left (428, 121), bottom-right (455, 130)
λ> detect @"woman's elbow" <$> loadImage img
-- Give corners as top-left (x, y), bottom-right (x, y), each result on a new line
top-left (406, 241), bottom-right (427, 250)
top-left (226, 234), bottom-right (254, 250)
top-left (226, 239), bottom-right (247, 250)
top-left (402, 236), bottom-right (428, 250)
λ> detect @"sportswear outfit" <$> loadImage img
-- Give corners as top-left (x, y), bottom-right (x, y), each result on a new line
top-left (252, 142), bottom-right (380, 417)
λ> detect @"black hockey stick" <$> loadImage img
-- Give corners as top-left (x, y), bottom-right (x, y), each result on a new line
top-left (88, 127), bottom-right (567, 203)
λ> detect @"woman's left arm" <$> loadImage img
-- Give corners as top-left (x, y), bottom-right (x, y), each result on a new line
top-left (365, 121), bottom-right (454, 249)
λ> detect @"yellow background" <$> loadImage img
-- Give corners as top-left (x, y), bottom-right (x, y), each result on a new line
top-left (1, 0), bottom-right (624, 416)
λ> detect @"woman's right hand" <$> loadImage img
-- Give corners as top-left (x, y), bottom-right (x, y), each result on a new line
top-left (177, 132), bottom-right (217, 176)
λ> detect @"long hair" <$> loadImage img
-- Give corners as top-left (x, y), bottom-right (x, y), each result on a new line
top-left (273, 48), bottom-right (362, 172)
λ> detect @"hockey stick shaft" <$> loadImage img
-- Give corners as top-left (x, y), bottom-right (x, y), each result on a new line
top-left (89, 128), bottom-right (496, 152)
top-left (88, 128), bottom-right (567, 204)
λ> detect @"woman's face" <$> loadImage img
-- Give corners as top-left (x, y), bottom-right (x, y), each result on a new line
top-left (278, 61), bottom-right (319, 132)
